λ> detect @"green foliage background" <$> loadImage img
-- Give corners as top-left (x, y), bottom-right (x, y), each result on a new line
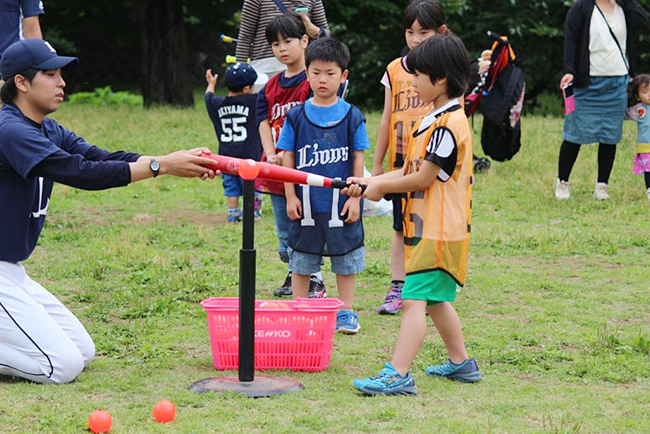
top-left (41, 0), bottom-right (650, 110)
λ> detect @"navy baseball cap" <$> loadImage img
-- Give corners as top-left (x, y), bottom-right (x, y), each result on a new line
top-left (0, 39), bottom-right (78, 80)
top-left (225, 62), bottom-right (258, 88)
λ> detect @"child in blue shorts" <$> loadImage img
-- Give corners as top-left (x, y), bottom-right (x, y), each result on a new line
top-left (277, 38), bottom-right (369, 333)
top-left (205, 63), bottom-right (262, 222)
top-left (346, 35), bottom-right (481, 394)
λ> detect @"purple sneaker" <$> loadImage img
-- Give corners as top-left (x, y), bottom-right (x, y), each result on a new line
top-left (377, 285), bottom-right (402, 315)
top-left (254, 195), bottom-right (262, 221)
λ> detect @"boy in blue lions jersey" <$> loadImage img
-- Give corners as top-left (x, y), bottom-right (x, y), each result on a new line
top-left (205, 63), bottom-right (263, 222)
top-left (277, 38), bottom-right (369, 333)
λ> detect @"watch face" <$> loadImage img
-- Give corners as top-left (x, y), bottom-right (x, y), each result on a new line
top-left (151, 161), bottom-right (160, 171)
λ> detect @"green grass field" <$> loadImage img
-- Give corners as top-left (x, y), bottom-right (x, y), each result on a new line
top-left (0, 99), bottom-right (648, 433)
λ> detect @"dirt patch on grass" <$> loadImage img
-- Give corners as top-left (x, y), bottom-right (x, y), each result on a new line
top-left (49, 207), bottom-right (228, 227)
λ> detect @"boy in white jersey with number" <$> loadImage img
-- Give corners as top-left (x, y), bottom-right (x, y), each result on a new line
top-left (277, 38), bottom-right (369, 333)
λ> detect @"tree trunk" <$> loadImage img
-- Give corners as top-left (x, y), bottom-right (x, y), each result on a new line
top-left (131, 0), bottom-right (193, 107)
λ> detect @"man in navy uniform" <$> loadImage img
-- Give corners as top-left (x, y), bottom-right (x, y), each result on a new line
top-left (0, 39), bottom-right (217, 383)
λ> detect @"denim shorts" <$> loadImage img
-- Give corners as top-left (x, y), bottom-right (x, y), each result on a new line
top-left (288, 246), bottom-right (365, 275)
top-left (222, 173), bottom-right (244, 197)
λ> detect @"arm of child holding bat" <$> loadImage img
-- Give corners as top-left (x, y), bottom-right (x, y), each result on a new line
top-left (344, 165), bottom-right (407, 194)
top-left (282, 151), bottom-right (302, 220)
top-left (344, 161), bottom-right (439, 202)
top-left (340, 151), bottom-right (364, 223)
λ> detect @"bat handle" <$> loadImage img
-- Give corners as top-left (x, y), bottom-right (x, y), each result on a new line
top-left (331, 178), bottom-right (367, 192)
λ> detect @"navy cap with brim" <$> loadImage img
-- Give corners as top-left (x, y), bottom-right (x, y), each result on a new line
top-left (33, 56), bottom-right (78, 73)
top-left (0, 39), bottom-right (79, 80)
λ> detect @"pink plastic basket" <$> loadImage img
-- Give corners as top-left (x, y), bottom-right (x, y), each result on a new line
top-left (201, 297), bottom-right (343, 372)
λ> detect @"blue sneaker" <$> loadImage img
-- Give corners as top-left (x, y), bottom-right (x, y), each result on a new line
top-left (425, 358), bottom-right (482, 382)
top-left (353, 363), bottom-right (417, 396)
top-left (226, 212), bottom-right (241, 223)
top-left (336, 310), bottom-right (359, 334)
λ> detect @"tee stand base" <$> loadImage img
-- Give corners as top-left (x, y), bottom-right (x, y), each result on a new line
top-left (189, 376), bottom-right (304, 398)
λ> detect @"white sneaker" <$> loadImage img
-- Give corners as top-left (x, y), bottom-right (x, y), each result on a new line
top-left (646, 188), bottom-right (650, 201)
top-left (555, 179), bottom-right (570, 200)
top-left (594, 182), bottom-right (610, 200)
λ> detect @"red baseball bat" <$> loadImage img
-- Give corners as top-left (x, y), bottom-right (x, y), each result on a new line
top-left (200, 153), bottom-right (362, 190)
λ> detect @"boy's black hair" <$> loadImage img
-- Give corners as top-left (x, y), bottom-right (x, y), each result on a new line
top-left (0, 68), bottom-right (39, 103)
top-left (630, 74), bottom-right (650, 103)
top-left (265, 12), bottom-right (306, 44)
top-left (404, 0), bottom-right (446, 32)
top-left (305, 37), bottom-right (350, 71)
top-left (405, 34), bottom-right (469, 98)
top-left (224, 80), bottom-right (247, 93)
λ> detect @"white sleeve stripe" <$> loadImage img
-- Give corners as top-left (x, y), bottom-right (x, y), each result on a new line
top-left (426, 127), bottom-right (456, 158)
top-left (380, 71), bottom-right (391, 89)
top-left (437, 170), bottom-right (450, 182)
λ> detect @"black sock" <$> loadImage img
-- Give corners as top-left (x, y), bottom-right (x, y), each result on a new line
top-left (645, 172), bottom-right (650, 190)
top-left (558, 140), bottom-right (581, 182)
top-left (597, 143), bottom-right (617, 184)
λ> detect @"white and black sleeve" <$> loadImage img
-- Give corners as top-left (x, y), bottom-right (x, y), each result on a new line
top-left (424, 127), bottom-right (457, 182)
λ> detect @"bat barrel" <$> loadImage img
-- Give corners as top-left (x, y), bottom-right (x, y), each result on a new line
top-left (200, 153), bottom-right (241, 175)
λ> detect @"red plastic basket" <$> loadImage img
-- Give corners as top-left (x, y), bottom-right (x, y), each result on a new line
top-left (201, 297), bottom-right (343, 372)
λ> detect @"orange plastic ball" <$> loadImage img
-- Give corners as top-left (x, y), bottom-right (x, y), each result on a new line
top-left (238, 159), bottom-right (260, 180)
top-left (153, 399), bottom-right (176, 424)
top-left (88, 410), bottom-right (112, 433)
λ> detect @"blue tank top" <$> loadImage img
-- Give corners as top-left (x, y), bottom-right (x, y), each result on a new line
top-left (286, 104), bottom-right (365, 256)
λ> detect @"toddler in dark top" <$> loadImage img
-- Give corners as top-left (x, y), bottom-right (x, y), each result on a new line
top-left (205, 63), bottom-right (263, 222)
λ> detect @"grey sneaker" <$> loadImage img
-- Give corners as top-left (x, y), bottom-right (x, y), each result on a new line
top-left (594, 182), bottom-right (610, 200)
top-left (273, 272), bottom-right (292, 297)
top-left (307, 276), bottom-right (326, 299)
top-left (425, 358), bottom-right (482, 383)
top-left (555, 179), bottom-right (570, 200)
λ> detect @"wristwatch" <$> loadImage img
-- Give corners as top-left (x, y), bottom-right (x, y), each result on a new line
top-left (149, 158), bottom-right (160, 177)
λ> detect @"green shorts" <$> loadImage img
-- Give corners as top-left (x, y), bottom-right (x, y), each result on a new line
top-left (402, 270), bottom-right (458, 306)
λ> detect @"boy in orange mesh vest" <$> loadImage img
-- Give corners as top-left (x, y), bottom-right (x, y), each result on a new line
top-left (345, 34), bottom-right (481, 395)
